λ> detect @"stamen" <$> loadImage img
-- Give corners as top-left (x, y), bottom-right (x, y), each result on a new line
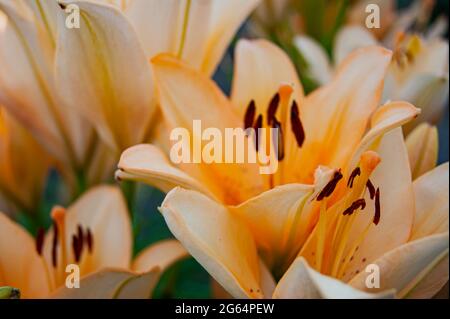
top-left (271, 117), bottom-right (285, 161)
top-left (86, 228), bottom-right (94, 253)
top-left (366, 179), bottom-right (376, 200)
top-left (35, 228), bottom-right (45, 256)
top-left (51, 221), bottom-right (58, 268)
top-left (244, 100), bottom-right (256, 130)
top-left (317, 170), bottom-right (343, 201)
top-left (77, 225), bottom-right (84, 257)
top-left (373, 188), bottom-right (381, 225)
top-left (290, 101), bottom-right (305, 148)
top-left (72, 235), bottom-right (81, 263)
top-left (253, 114), bottom-right (263, 152)
top-left (347, 167), bottom-right (361, 188)
top-left (267, 93), bottom-right (280, 125)
top-left (343, 199), bottom-right (366, 216)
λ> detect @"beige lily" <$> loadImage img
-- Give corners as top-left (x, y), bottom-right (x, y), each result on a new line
top-left (54, 0), bottom-right (259, 153)
top-left (0, 186), bottom-right (187, 298)
top-left (0, 107), bottom-right (51, 214)
top-left (117, 40), bottom-right (447, 298)
top-left (295, 2), bottom-right (449, 133)
top-left (0, 1), bottom-right (95, 172)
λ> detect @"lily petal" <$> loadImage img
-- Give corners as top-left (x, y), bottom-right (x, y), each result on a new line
top-left (159, 187), bottom-right (263, 299)
top-left (0, 213), bottom-right (50, 298)
top-left (294, 46), bottom-right (392, 183)
top-left (333, 26), bottom-right (378, 66)
top-left (231, 39), bottom-right (304, 119)
top-left (151, 53), bottom-right (264, 205)
top-left (231, 183), bottom-right (314, 269)
top-left (132, 239), bottom-right (188, 273)
top-left (199, 0), bottom-right (261, 76)
top-left (51, 268), bottom-right (160, 299)
top-left (350, 233), bottom-right (449, 299)
top-left (117, 144), bottom-right (217, 199)
top-left (0, 1), bottom-right (92, 167)
top-left (410, 163), bottom-right (449, 240)
top-left (55, 0), bottom-right (156, 152)
top-left (273, 257), bottom-right (394, 299)
top-left (349, 101), bottom-right (420, 170)
top-left (294, 35), bottom-right (332, 85)
top-left (406, 123), bottom-right (438, 180)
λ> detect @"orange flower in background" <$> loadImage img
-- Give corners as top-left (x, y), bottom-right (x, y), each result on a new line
top-left (0, 186), bottom-right (187, 299)
top-left (0, 107), bottom-right (51, 214)
top-left (116, 40), bottom-right (448, 298)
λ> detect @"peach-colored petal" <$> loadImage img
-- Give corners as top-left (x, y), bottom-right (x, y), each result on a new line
top-left (159, 187), bottom-right (263, 299)
top-left (51, 268), bottom-right (160, 299)
top-left (0, 213), bottom-right (50, 298)
top-left (231, 183), bottom-right (314, 269)
top-left (333, 26), bottom-right (378, 66)
top-left (117, 144), bottom-right (217, 199)
top-left (349, 101), bottom-right (420, 170)
top-left (0, 1), bottom-right (93, 167)
top-left (55, 0), bottom-right (156, 152)
top-left (231, 39), bottom-right (304, 119)
top-left (132, 239), bottom-right (189, 273)
top-left (350, 233), bottom-right (449, 299)
top-left (273, 258), bottom-right (394, 299)
top-left (151, 54), bottom-right (264, 205)
top-left (406, 123), bottom-right (438, 180)
top-left (410, 163), bottom-right (449, 240)
top-left (293, 46), bottom-right (393, 183)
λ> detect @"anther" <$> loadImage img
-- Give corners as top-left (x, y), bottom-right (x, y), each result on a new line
top-left (271, 117), bottom-right (285, 161)
top-left (244, 100), bottom-right (256, 130)
top-left (317, 170), bottom-right (343, 201)
top-left (343, 198), bottom-right (366, 216)
top-left (72, 235), bottom-right (81, 263)
top-left (35, 228), bottom-right (45, 256)
top-left (366, 179), bottom-right (376, 200)
top-left (86, 228), bottom-right (94, 253)
top-left (51, 221), bottom-right (58, 268)
top-left (347, 167), bottom-right (361, 188)
top-left (373, 188), bottom-right (381, 225)
top-left (267, 93), bottom-right (280, 125)
top-left (290, 101), bottom-right (305, 148)
top-left (253, 114), bottom-right (263, 152)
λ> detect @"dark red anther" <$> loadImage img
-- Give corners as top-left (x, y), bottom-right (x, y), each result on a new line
top-left (373, 188), bottom-right (381, 225)
top-left (267, 93), bottom-right (280, 125)
top-left (317, 170), bottom-right (343, 201)
top-left (244, 100), bottom-right (256, 130)
top-left (290, 101), bottom-right (305, 148)
top-left (366, 179), bottom-right (376, 200)
top-left (253, 114), bottom-right (263, 152)
top-left (51, 221), bottom-right (58, 268)
top-left (35, 228), bottom-right (45, 256)
top-left (86, 228), bottom-right (94, 254)
top-left (347, 167), bottom-right (361, 188)
top-left (271, 117), bottom-right (285, 161)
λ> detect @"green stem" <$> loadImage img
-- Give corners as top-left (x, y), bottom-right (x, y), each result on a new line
top-left (121, 180), bottom-right (137, 218)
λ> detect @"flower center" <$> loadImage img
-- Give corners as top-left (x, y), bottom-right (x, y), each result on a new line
top-left (35, 207), bottom-right (95, 291)
top-left (243, 84), bottom-right (305, 188)
top-left (300, 151), bottom-right (383, 279)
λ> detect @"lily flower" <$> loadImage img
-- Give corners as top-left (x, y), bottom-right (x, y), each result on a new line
top-left (54, 0), bottom-right (259, 153)
top-left (0, 1), bottom-right (96, 173)
top-left (294, 1), bottom-right (449, 133)
top-left (0, 107), bottom-right (51, 214)
top-left (117, 40), bottom-right (447, 298)
top-left (0, 186), bottom-right (187, 298)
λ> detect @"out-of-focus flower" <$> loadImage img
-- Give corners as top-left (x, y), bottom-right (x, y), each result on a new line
top-left (0, 186), bottom-right (187, 298)
top-left (406, 123), bottom-right (439, 180)
top-left (0, 1), bottom-right (95, 173)
top-left (295, 1), bottom-right (449, 132)
top-left (115, 41), bottom-right (448, 297)
top-left (0, 107), bottom-right (51, 215)
top-left (55, 0), bottom-right (260, 153)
